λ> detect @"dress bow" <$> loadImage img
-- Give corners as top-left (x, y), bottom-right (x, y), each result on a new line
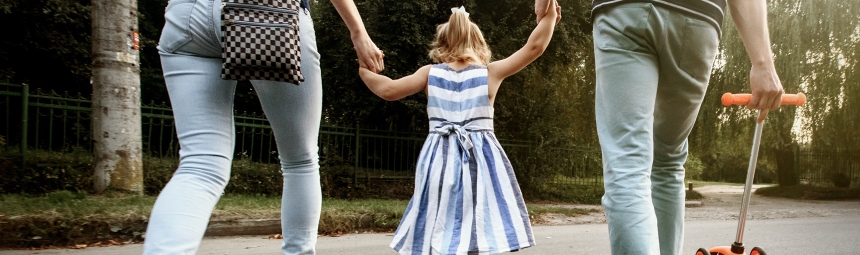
top-left (434, 122), bottom-right (474, 157)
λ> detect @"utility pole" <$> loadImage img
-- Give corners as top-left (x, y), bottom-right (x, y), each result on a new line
top-left (90, 0), bottom-right (143, 194)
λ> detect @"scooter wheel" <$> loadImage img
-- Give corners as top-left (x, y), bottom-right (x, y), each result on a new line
top-left (751, 247), bottom-right (766, 255)
top-left (695, 248), bottom-right (711, 255)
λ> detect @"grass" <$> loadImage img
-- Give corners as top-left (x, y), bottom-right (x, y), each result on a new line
top-left (528, 205), bottom-right (599, 218)
top-left (0, 191), bottom-right (593, 248)
top-left (688, 180), bottom-right (745, 187)
top-left (0, 191), bottom-right (153, 219)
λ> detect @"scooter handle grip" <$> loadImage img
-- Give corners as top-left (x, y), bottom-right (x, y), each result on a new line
top-left (721, 92), bottom-right (806, 107)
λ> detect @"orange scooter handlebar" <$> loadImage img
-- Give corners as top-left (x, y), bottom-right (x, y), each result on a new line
top-left (721, 92), bottom-right (806, 107)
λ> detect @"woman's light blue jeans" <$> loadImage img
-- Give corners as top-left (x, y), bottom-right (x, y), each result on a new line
top-left (593, 3), bottom-right (719, 255)
top-left (143, 0), bottom-right (322, 254)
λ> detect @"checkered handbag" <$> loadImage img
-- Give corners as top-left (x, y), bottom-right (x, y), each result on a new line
top-left (220, 0), bottom-right (304, 84)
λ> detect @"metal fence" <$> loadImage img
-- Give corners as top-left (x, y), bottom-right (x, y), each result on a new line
top-left (0, 83), bottom-right (604, 187)
top-left (797, 149), bottom-right (860, 188)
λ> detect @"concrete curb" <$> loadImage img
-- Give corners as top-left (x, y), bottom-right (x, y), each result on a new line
top-left (685, 200), bottom-right (704, 207)
top-left (203, 201), bottom-right (707, 237)
top-left (205, 218), bottom-right (281, 237)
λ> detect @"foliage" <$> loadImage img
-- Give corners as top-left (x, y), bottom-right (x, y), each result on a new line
top-left (312, 0), bottom-right (595, 135)
top-left (0, 0), bottom-right (170, 105)
top-left (832, 172), bottom-right (851, 188)
top-left (0, 0), bottom-right (91, 87)
top-left (1, 0), bottom-right (858, 192)
top-left (524, 183), bottom-right (604, 204)
top-left (684, 154), bottom-right (705, 181)
top-left (0, 149), bottom-right (93, 194)
top-left (690, 0), bottom-right (860, 185)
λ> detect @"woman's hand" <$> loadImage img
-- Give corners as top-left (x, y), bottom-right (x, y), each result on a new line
top-left (352, 33), bottom-right (384, 73)
top-left (330, 0), bottom-right (384, 73)
top-left (535, 0), bottom-right (561, 25)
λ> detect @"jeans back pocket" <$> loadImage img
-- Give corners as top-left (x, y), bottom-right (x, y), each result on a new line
top-left (158, 0), bottom-right (196, 53)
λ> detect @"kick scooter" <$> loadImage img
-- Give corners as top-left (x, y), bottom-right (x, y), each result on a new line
top-left (694, 92), bottom-right (806, 255)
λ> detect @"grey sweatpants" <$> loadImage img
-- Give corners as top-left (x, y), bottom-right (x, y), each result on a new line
top-left (592, 3), bottom-right (719, 255)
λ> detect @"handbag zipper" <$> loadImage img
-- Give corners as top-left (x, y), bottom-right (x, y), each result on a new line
top-left (222, 2), bottom-right (298, 15)
top-left (223, 19), bottom-right (295, 29)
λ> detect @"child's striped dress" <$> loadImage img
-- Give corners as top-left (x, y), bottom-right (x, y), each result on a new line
top-left (390, 63), bottom-right (535, 255)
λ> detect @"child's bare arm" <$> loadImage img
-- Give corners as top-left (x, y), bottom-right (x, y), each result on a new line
top-left (359, 65), bottom-right (431, 101)
top-left (488, 0), bottom-right (559, 81)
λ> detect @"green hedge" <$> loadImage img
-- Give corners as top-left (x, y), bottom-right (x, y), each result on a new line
top-left (0, 149), bottom-right (415, 199)
top-left (1, 149), bottom-right (601, 203)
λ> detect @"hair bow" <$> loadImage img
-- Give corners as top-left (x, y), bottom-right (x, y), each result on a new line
top-left (451, 6), bottom-right (470, 17)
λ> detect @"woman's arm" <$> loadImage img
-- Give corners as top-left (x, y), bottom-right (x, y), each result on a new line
top-left (358, 65), bottom-right (431, 101)
top-left (330, 0), bottom-right (385, 73)
top-left (487, 0), bottom-right (559, 82)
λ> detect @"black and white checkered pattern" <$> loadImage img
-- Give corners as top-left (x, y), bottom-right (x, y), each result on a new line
top-left (221, 0), bottom-right (303, 84)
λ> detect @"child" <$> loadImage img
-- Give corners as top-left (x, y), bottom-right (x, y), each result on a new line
top-left (358, 2), bottom-right (560, 254)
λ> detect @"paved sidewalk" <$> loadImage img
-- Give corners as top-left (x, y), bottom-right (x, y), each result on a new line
top-left (4, 216), bottom-right (860, 254)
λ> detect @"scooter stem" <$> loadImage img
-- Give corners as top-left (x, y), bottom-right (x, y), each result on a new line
top-left (734, 110), bottom-right (764, 249)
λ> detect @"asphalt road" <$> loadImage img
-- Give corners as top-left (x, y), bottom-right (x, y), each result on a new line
top-left (3, 216), bottom-right (859, 254)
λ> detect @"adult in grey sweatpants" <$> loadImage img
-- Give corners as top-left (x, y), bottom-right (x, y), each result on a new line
top-left (537, 0), bottom-right (785, 254)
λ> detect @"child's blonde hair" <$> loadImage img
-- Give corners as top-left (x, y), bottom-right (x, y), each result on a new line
top-left (428, 11), bottom-right (491, 65)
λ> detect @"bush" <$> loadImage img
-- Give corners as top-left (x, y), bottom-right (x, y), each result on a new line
top-left (0, 149), bottom-right (93, 194)
top-left (686, 190), bottom-right (703, 200)
top-left (1, 150), bottom-right (418, 199)
top-left (685, 154), bottom-right (705, 181)
top-left (755, 185), bottom-right (860, 200)
top-left (833, 172), bottom-right (851, 188)
top-left (2, 150), bottom-right (602, 202)
top-left (525, 183), bottom-right (603, 204)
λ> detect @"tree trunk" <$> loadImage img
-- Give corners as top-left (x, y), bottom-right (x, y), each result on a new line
top-left (91, 0), bottom-right (143, 194)
top-left (775, 146), bottom-right (798, 186)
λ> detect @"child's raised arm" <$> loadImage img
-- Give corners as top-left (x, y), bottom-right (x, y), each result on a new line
top-left (359, 65), bottom-right (431, 101)
top-left (487, 0), bottom-right (559, 81)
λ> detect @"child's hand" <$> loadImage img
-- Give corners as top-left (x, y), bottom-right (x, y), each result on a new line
top-left (358, 59), bottom-right (369, 70)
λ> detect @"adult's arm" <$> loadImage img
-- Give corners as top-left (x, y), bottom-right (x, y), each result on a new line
top-left (535, 0), bottom-right (550, 24)
top-left (728, 0), bottom-right (784, 122)
top-left (331, 0), bottom-right (384, 73)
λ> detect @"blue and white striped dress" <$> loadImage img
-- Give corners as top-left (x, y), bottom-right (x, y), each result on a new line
top-left (390, 63), bottom-right (535, 255)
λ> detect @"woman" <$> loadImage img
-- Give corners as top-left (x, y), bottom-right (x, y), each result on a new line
top-left (142, 0), bottom-right (383, 254)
